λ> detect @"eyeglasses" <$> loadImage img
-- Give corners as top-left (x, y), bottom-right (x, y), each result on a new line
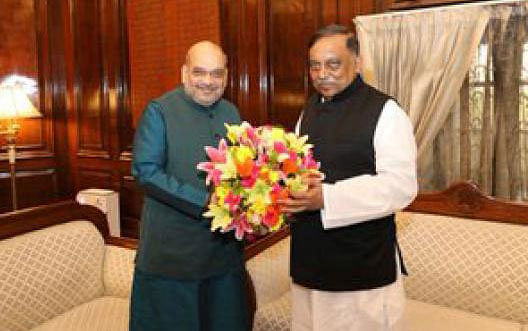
top-left (190, 68), bottom-right (226, 80)
top-left (309, 59), bottom-right (342, 73)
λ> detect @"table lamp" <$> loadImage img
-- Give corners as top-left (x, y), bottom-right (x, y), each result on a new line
top-left (0, 85), bottom-right (41, 210)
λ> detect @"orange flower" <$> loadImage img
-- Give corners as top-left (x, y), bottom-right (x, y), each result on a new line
top-left (281, 158), bottom-right (298, 175)
top-left (259, 168), bottom-right (269, 181)
top-left (271, 188), bottom-right (289, 204)
top-left (235, 158), bottom-right (254, 178)
top-left (263, 205), bottom-right (281, 227)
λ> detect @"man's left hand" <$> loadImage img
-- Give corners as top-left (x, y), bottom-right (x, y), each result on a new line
top-left (279, 176), bottom-right (324, 213)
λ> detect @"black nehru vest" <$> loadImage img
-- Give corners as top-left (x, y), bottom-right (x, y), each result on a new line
top-left (290, 76), bottom-right (405, 291)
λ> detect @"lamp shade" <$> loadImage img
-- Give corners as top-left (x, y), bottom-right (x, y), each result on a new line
top-left (0, 86), bottom-right (41, 119)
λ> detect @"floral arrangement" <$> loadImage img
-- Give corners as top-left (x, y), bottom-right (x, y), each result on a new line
top-left (197, 122), bottom-right (321, 240)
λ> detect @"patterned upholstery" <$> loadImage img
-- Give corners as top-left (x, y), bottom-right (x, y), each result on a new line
top-left (402, 299), bottom-right (522, 331)
top-left (0, 221), bottom-right (105, 331)
top-left (253, 292), bottom-right (291, 331)
top-left (31, 297), bottom-right (129, 331)
top-left (103, 245), bottom-right (136, 298)
top-left (248, 212), bottom-right (528, 330)
top-left (397, 212), bottom-right (528, 324)
top-left (247, 237), bottom-right (291, 331)
top-left (246, 237), bottom-right (290, 308)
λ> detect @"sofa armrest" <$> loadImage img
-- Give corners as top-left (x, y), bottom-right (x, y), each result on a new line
top-left (103, 238), bottom-right (137, 298)
top-left (246, 234), bottom-right (291, 308)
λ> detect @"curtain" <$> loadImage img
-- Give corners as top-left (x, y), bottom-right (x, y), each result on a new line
top-left (430, 2), bottom-right (528, 200)
top-left (355, 1), bottom-right (528, 201)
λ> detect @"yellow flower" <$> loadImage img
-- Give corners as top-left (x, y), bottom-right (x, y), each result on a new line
top-left (270, 127), bottom-right (286, 142)
top-left (204, 204), bottom-right (231, 231)
top-left (232, 145), bottom-right (255, 163)
top-left (268, 170), bottom-right (280, 183)
top-left (286, 175), bottom-right (308, 193)
top-left (285, 132), bottom-right (312, 154)
top-left (218, 153), bottom-right (237, 180)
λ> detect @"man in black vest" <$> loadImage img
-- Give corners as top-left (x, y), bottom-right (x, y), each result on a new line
top-left (280, 25), bottom-right (417, 331)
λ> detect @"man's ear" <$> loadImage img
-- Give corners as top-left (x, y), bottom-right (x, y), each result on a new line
top-left (181, 64), bottom-right (188, 84)
top-left (354, 54), bottom-right (362, 74)
top-left (222, 68), bottom-right (228, 88)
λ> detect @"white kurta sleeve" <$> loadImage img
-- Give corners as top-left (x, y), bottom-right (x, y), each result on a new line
top-left (320, 99), bottom-right (418, 229)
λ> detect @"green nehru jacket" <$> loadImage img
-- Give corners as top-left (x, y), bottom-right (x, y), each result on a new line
top-left (132, 87), bottom-right (243, 279)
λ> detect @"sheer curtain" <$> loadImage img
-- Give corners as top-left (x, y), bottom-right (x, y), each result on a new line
top-left (355, 1), bottom-right (528, 201)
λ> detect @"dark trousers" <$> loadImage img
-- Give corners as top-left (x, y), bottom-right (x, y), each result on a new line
top-left (129, 267), bottom-right (249, 331)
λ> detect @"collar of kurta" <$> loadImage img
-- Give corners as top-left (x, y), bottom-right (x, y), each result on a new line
top-left (319, 74), bottom-right (364, 104)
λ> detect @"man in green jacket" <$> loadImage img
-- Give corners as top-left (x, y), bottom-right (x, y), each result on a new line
top-left (130, 41), bottom-right (247, 331)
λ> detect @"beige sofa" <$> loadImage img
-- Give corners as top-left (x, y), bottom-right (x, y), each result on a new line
top-left (0, 201), bottom-right (137, 331)
top-left (246, 182), bottom-right (528, 331)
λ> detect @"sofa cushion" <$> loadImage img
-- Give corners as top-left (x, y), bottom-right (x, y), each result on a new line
top-left (31, 297), bottom-right (129, 331)
top-left (246, 237), bottom-right (290, 307)
top-left (103, 245), bottom-right (136, 298)
top-left (253, 291), bottom-right (291, 331)
top-left (402, 299), bottom-right (522, 331)
top-left (0, 221), bottom-right (105, 331)
top-left (396, 212), bottom-right (528, 324)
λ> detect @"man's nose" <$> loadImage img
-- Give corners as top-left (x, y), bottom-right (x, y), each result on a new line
top-left (317, 66), bottom-right (328, 80)
top-left (203, 73), bottom-right (213, 85)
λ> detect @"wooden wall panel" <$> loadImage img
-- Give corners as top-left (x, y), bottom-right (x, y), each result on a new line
top-left (221, 0), bottom-right (382, 130)
top-left (72, 1), bottom-right (109, 158)
top-left (268, 0), bottom-right (312, 130)
top-left (120, 175), bottom-right (143, 238)
top-left (0, 169), bottom-right (57, 213)
top-left (127, 0), bottom-right (221, 126)
top-left (77, 169), bottom-right (113, 190)
top-left (0, 0), bottom-right (64, 212)
top-left (0, 0), bottom-right (53, 159)
top-left (0, 0), bottom-right (38, 88)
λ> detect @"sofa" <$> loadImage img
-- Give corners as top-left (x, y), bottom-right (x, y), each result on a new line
top-left (245, 182), bottom-right (528, 331)
top-left (0, 201), bottom-right (137, 331)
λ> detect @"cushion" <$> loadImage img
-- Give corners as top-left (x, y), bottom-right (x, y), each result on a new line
top-left (31, 297), bottom-right (129, 331)
top-left (396, 212), bottom-right (528, 324)
top-left (253, 291), bottom-right (291, 331)
top-left (103, 245), bottom-right (136, 298)
top-left (402, 299), bottom-right (522, 331)
top-left (0, 221), bottom-right (105, 331)
top-left (246, 237), bottom-right (290, 307)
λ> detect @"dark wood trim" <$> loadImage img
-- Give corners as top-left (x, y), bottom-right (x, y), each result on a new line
top-left (244, 226), bottom-right (290, 260)
top-left (405, 181), bottom-right (528, 225)
top-left (0, 200), bottom-right (108, 240)
top-left (0, 199), bottom-right (142, 251)
top-left (384, 0), bottom-right (486, 10)
top-left (106, 236), bottom-right (138, 249)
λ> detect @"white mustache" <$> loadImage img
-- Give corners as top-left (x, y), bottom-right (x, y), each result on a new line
top-left (314, 77), bottom-right (337, 84)
top-left (196, 84), bottom-right (218, 92)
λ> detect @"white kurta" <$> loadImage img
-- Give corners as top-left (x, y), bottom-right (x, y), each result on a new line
top-left (292, 99), bottom-right (418, 331)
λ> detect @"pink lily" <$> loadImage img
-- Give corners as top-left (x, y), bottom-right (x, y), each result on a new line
top-left (205, 139), bottom-right (228, 163)
top-left (256, 152), bottom-right (269, 166)
top-left (196, 161), bottom-right (222, 186)
top-left (274, 141), bottom-right (288, 154)
top-left (227, 214), bottom-right (253, 240)
top-left (302, 152), bottom-right (318, 169)
top-left (246, 126), bottom-right (260, 146)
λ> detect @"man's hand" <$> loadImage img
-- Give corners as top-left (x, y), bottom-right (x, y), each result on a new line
top-left (279, 175), bottom-right (323, 213)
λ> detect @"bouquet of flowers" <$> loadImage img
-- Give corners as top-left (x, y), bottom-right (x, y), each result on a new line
top-left (197, 121), bottom-right (321, 240)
